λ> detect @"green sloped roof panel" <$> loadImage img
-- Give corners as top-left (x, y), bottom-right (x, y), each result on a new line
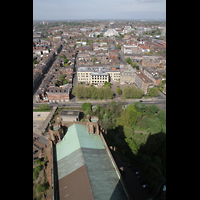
top-left (56, 124), bottom-right (81, 161)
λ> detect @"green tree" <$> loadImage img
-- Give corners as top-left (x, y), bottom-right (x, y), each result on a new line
top-left (37, 182), bottom-right (46, 194)
top-left (123, 126), bottom-right (134, 138)
top-left (157, 110), bottom-right (166, 126)
top-left (150, 118), bottom-right (162, 133)
top-left (59, 74), bottom-right (66, 82)
top-left (134, 101), bottom-right (147, 113)
top-left (63, 79), bottom-right (69, 85)
top-left (126, 57), bottom-right (132, 64)
top-left (125, 138), bottom-right (138, 155)
top-left (148, 86), bottom-right (159, 97)
top-left (92, 57), bottom-right (97, 62)
top-left (64, 58), bottom-right (69, 63)
top-left (104, 81), bottom-right (112, 87)
top-left (82, 103), bottom-right (92, 111)
top-left (147, 104), bottom-right (160, 115)
top-left (33, 169), bottom-right (39, 181)
top-left (126, 104), bottom-right (138, 126)
top-left (116, 110), bottom-right (132, 127)
top-left (123, 86), bottom-right (144, 99)
top-left (116, 44), bottom-right (121, 49)
top-left (116, 86), bottom-right (122, 96)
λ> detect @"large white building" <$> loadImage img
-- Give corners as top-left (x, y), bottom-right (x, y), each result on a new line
top-left (77, 66), bottom-right (120, 85)
top-left (103, 29), bottom-right (119, 37)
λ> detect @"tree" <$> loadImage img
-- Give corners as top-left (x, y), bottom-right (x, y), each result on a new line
top-left (116, 44), bottom-right (121, 49)
top-left (126, 57), bottom-right (132, 64)
top-left (116, 86), bottom-right (122, 96)
top-left (148, 86), bottom-right (159, 97)
top-left (123, 126), bottom-right (134, 138)
top-left (92, 57), bottom-right (97, 62)
top-left (59, 74), bottom-right (66, 82)
top-left (37, 182), bottom-right (46, 194)
top-left (123, 86), bottom-right (144, 99)
top-left (63, 79), bottom-right (68, 85)
top-left (126, 104), bottom-right (138, 126)
top-left (157, 110), bottom-right (166, 125)
top-left (64, 58), bottom-right (69, 63)
top-left (147, 104), bottom-right (160, 115)
top-left (104, 81), bottom-right (112, 87)
top-left (82, 103), bottom-right (92, 111)
top-left (116, 110), bottom-right (132, 127)
top-left (134, 101), bottom-right (147, 113)
top-left (150, 118), bottom-right (162, 133)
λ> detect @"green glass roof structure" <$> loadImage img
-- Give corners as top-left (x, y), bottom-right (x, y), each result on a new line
top-left (56, 123), bottom-right (129, 200)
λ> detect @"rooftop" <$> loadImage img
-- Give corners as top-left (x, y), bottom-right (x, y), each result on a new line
top-left (56, 123), bottom-right (129, 200)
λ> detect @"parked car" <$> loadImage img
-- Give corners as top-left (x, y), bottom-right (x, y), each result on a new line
top-left (135, 171), bottom-right (139, 175)
top-left (142, 184), bottom-right (148, 188)
top-left (136, 175), bottom-right (142, 179)
top-left (33, 150), bottom-right (38, 154)
top-left (132, 168), bottom-right (138, 172)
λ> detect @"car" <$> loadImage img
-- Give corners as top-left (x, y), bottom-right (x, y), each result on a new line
top-left (33, 161), bottom-right (35, 164)
top-left (135, 171), bottom-right (139, 175)
top-left (136, 175), bottom-right (142, 179)
top-left (142, 184), bottom-right (148, 188)
top-left (127, 164), bottom-right (133, 168)
top-left (33, 150), bottom-right (38, 154)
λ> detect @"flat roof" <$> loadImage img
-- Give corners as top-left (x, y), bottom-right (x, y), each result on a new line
top-left (60, 110), bottom-right (79, 117)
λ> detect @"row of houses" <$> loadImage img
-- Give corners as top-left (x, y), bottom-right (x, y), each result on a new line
top-left (35, 42), bottom-right (77, 103)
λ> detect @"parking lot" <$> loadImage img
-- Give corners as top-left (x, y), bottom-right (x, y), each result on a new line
top-left (33, 112), bottom-right (50, 134)
top-left (110, 82), bottom-right (135, 97)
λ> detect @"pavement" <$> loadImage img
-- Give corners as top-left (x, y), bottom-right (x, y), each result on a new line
top-left (33, 107), bottom-right (57, 136)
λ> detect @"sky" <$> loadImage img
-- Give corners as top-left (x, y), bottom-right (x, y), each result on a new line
top-left (33, 0), bottom-right (166, 21)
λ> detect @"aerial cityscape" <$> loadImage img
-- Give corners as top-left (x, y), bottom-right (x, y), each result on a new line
top-left (33, 1), bottom-right (166, 200)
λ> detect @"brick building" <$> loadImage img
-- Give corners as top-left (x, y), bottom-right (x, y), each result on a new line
top-left (46, 84), bottom-right (72, 102)
top-left (134, 71), bottom-right (154, 94)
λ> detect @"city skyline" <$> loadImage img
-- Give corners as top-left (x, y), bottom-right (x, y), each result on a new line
top-left (33, 0), bottom-right (166, 21)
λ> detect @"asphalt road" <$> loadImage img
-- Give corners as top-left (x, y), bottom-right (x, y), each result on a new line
top-left (33, 98), bottom-right (166, 110)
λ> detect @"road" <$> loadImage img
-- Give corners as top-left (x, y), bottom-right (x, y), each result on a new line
top-left (33, 98), bottom-right (166, 110)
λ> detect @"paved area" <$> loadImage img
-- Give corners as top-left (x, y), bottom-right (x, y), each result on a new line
top-left (33, 112), bottom-right (50, 121)
top-left (33, 107), bottom-right (57, 136)
top-left (111, 83), bottom-right (134, 97)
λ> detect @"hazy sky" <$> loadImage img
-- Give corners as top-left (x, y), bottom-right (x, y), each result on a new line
top-left (33, 0), bottom-right (166, 21)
